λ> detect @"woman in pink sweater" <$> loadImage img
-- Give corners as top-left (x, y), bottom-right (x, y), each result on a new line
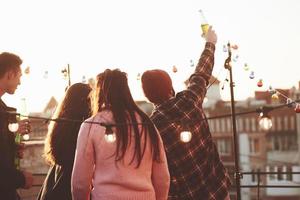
top-left (71, 69), bottom-right (170, 200)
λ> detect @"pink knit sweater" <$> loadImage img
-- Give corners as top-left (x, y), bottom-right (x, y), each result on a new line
top-left (71, 111), bottom-right (170, 200)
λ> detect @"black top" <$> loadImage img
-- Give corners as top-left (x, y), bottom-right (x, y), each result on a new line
top-left (0, 99), bottom-right (25, 200)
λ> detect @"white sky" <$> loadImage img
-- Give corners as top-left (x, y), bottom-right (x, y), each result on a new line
top-left (1, 0), bottom-right (300, 112)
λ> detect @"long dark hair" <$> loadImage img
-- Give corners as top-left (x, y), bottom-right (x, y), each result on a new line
top-left (45, 83), bottom-right (92, 166)
top-left (94, 69), bottom-right (161, 167)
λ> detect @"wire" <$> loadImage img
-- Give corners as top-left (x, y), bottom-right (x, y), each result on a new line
top-left (2, 100), bottom-right (298, 128)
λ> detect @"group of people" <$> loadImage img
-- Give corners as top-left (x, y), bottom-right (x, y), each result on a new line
top-left (0, 27), bottom-right (231, 200)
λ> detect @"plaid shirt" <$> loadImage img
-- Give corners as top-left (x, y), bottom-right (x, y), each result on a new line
top-left (150, 43), bottom-right (231, 200)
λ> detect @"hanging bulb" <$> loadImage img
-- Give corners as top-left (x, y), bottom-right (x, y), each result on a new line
top-left (231, 44), bottom-right (238, 50)
top-left (180, 131), bottom-right (192, 143)
top-left (24, 66), bottom-right (30, 75)
top-left (8, 123), bottom-right (19, 133)
top-left (61, 68), bottom-right (68, 79)
top-left (136, 73), bottom-right (141, 80)
top-left (43, 71), bottom-right (49, 79)
top-left (244, 63), bottom-right (249, 71)
top-left (172, 65), bottom-right (178, 73)
top-left (271, 92), bottom-right (279, 100)
top-left (286, 98), bottom-right (294, 108)
top-left (257, 79), bottom-right (263, 87)
top-left (23, 134), bottom-right (30, 141)
top-left (190, 60), bottom-right (194, 67)
top-left (295, 103), bottom-right (300, 113)
top-left (259, 112), bottom-right (272, 131)
top-left (223, 45), bottom-right (228, 52)
top-left (104, 126), bottom-right (116, 143)
top-left (233, 55), bottom-right (239, 62)
top-left (268, 86), bottom-right (276, 95)
top-left (199, 9), bottom-right (209, 36)
top-left (82, 75), bottom-right (87, 83)
top-left (249, 71), bottom-right (255, 79)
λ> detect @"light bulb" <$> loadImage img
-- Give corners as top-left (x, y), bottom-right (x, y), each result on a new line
top-left (249, 71), bottom-right (255, 79)
top-left (259, 114), bottom-right (272, 131)
top-left (172, 65), bottom-right (178, 73)
top-left (8, 123), bottom-right (19, 132)
top-left (23, 134), bottom-right (30, 141)
top-left (104, 133), bottom-right (116, 143)
top-left (180, 131), bottom-right (192, 143)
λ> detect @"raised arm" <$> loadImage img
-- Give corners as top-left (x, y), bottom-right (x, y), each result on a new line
top-left (184, 26), bottom-right (217, 105)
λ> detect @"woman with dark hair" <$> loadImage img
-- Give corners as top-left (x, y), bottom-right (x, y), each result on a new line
top-left (37, 83), bottom-right (92, 200)
top-left (71, 69), bottom-right (170, 200)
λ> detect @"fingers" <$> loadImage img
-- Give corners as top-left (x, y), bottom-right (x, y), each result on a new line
top-left (17, 143), bottom-right (25, 159)
top-left (18, 120), bottom-right (32, 135)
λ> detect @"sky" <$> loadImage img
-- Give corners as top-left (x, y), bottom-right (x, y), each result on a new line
top-left (1, 0), bottom-right (300, 112)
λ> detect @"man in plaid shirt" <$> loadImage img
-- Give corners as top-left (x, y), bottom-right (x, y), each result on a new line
top-left (141, 27), bottom-right (231, 199)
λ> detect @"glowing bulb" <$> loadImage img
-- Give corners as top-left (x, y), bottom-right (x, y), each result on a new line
top-left (259, 115), bottom-right (272, 131)
top-left (104, 133), bottom-right (116, 143)
top-left (244, 63), bottom-right (249, 71)
top-left (180, 131), bottom-right (192, 143)
top-left (249, 71), bottom-right (255, 79)
top-left (23, 134), bottom-right (30, 141)
top-left (8, 123), bottom-right (19, 132)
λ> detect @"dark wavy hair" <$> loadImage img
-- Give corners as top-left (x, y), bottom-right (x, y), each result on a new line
top-left (44, 83), bottom-right (92, 166)
top-left (94, 69), bottom-right (161, 167)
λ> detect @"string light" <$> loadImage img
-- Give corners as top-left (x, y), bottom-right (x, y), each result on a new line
top-left (249, 71), bottom-right (255, 79)
top-left (180, 131), bottom-right (192, 143)
top-left (223, 45), bottom-right (228, 52)
top-left (258, 112), bottom-right (272, 131)
top-left (179, 122), bottom-right (192, 143)
top-left (104, 126), bottom-right (116, 143)
top-left (172, 65), bottom-right (178, 73)
top-left (243, 63), bottom-right (249, 71)
top-left (8, 123), bottom-right (19, 133)
top-left (257, 79), bottom-right (263, 87)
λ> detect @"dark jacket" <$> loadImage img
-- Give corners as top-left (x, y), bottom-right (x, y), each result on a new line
top-left (37, 164), bottom-right (73, 200)
top-left (0, 99), bottom-right (25, 200)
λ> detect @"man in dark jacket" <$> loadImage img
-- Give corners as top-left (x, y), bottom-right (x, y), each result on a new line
top-left (0, 52), bottom-right (33, 200)
top-left (141, 27), bottom-right (231, 199)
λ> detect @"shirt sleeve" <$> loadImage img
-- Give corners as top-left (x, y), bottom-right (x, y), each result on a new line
top-left (71, 121), bottom-right (96, 200)
top-left (180, 42), bottom-right (215, 105)
top-left (151, 134), bottom-right (170, 200)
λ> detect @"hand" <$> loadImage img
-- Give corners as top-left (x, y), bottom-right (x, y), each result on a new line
top-left (22, 171), bottom-right (33, 189)
top-left (16, 142), bottom-right (25, 159)
top-left (17, 119), bottom-right (31, 135)
top-left (204, 26), bottom-right (217, 45)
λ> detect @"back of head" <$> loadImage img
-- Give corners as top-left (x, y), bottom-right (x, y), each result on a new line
top-left (141, 69), bottom-right (174, 105)
top-left (94, 69), bottom-right (134, 113)
top-left (94, 69), bottom-right (161, 167)
top-left (45, 83), bottom-right (92, 165)
top-left (0, 52), bottom-right (22, 78)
